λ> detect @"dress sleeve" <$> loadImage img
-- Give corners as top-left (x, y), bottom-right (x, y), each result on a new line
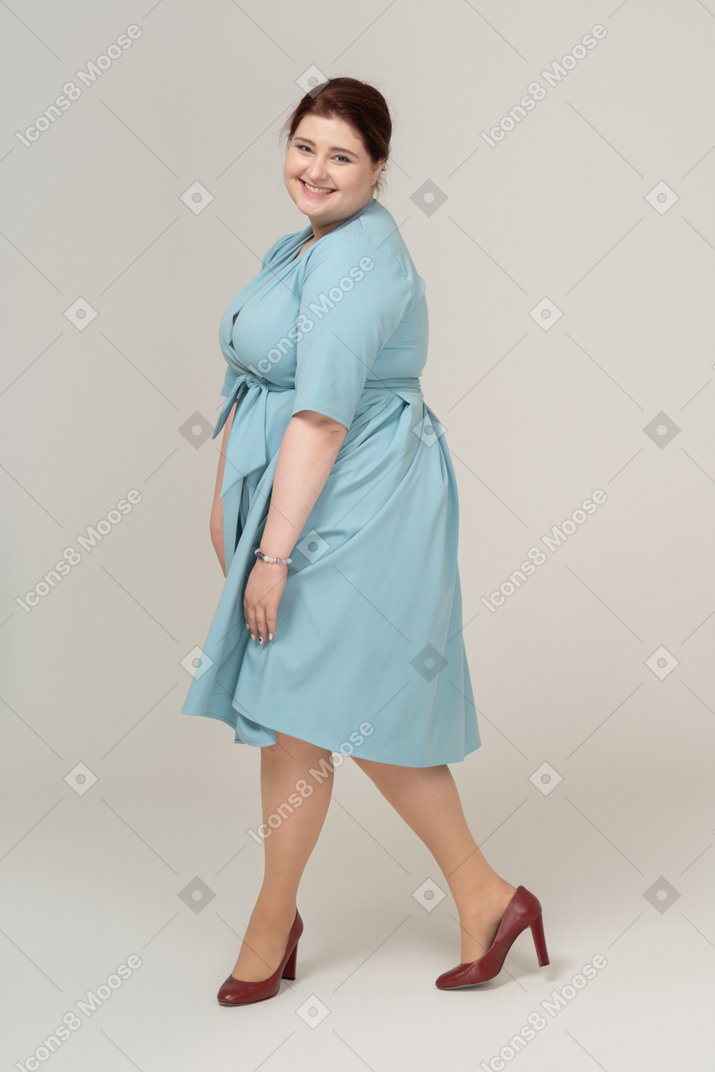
top-left (291, 232), bottom-right (415, 429)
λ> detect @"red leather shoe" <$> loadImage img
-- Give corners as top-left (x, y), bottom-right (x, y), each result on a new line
top-left (435, 886), bottom-right (549, 989)
top-left (217, 909), bottom-right (303, 1006)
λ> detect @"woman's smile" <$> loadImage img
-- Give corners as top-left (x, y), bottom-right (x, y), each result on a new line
top-left (298, 177), bottom-right (336, 198)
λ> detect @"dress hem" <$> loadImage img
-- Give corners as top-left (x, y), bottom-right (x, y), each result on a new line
top-left (181, 704), bottom-right (481, 768)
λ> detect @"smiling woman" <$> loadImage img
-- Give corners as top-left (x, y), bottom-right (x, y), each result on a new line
top-left (281, 80), bottom-right (391, 248)
top-left (181, 75), bottom-right (548, 1008)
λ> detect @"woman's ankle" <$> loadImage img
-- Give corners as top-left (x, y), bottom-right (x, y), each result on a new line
top-left (249, 896), bottom-right (297, 927)
top-left (450, 874), bottom-right (515, 916)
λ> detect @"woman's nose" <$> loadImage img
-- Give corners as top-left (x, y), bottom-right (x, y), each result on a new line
top-left (306, 159), bottom-right (329, 179)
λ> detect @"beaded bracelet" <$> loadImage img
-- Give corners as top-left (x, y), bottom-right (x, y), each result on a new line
top-left (255, 548), bottom-right (292, 565)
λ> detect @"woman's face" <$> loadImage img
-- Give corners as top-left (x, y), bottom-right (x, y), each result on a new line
top-left (284, 114), bottom-right (384, 226)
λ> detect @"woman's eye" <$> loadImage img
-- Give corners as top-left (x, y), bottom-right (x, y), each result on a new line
top-left (295, 145), bottom-right (349, 164)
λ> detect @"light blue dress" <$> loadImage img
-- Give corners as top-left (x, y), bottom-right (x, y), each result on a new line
top-left (181, 197), bottom-right (481, 766)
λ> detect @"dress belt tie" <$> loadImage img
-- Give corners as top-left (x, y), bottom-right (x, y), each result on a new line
top-left (363, 376), bottom-right (422, 392)
top-left (213, 368), bottom-right (423, 499)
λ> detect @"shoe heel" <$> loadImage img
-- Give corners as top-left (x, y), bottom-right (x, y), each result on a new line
top-left (282, 941), bottom-right (298, 980)
top-left (529, 913), bottom-right (549, 967)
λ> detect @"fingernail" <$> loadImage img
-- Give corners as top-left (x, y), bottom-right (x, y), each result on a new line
top-left (259, 637), bottom-right (263, 644)
top-left (268, 633), bottom-right (273, 641)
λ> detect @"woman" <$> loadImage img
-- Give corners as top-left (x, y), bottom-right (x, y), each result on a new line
top-left (181, 77), bottom-right (549, 1005)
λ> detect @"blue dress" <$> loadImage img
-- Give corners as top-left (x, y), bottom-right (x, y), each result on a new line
top-left (181, 197), bottom-right (481, 767)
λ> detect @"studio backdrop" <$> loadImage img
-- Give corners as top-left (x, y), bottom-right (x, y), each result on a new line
top-left (1, 2), bottom-right (713, 1070)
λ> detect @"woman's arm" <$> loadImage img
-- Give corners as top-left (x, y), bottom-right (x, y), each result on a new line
top-left (209, 401), bottom-right (236, 576)
top-left (244, 409), bottom-right (347, 643)
top-left (260, 409), bottom-right (347, 559)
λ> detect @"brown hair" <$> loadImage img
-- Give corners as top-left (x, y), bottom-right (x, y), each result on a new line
top-left (280, 77), bottom-right (392, 198)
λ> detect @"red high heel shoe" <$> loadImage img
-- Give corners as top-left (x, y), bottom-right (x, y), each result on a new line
top-left (217, 909), bottom-right (303, 1006)
top-left (435, 886), bottom-right (549, 989)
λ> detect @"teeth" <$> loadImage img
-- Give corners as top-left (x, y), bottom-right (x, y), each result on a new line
top-left (302, 180), bottom-right (334, 195)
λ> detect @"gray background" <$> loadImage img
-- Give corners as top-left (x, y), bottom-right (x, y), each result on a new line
top-left (2, 1), bottom-right (714, 1069)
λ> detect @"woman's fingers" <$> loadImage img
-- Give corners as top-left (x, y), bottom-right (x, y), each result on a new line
top-left (244, 596), bottom-right (276, 643)
top-left (254, 607), bottom-right (268, 644)
top-left (243, 562), bottom-right (287, 642)
top-left (243, 597), bottom-right (257, 640)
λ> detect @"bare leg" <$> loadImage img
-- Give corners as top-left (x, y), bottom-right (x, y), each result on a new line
top-left (352, 758), bottom-right (517, 964)
top-left (231, 731), bottom-right (334, 981)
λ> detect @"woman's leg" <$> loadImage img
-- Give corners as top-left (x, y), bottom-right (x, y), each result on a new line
top-left (351, 758), bottom-right (517, 964)
top-left (232, 731), bottom-right (334, 981)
